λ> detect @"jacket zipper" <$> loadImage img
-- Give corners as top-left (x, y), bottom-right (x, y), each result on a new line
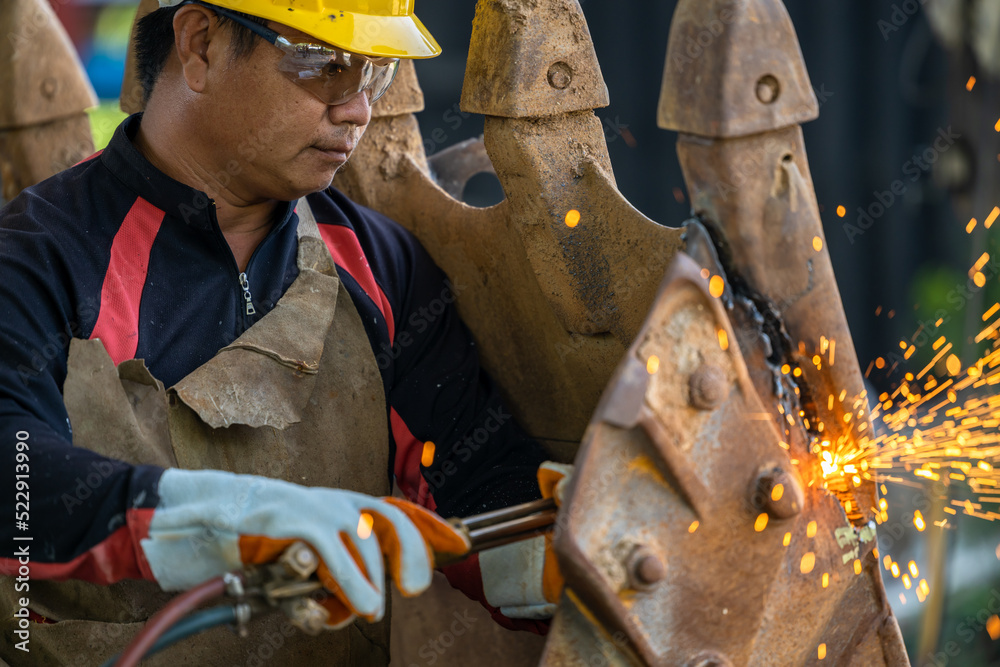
top-left (239, 272), bottom-right (257, 317)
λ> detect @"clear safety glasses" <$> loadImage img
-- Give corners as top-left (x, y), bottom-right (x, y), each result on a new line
top-left (190, 2), bottom-right (400, 106)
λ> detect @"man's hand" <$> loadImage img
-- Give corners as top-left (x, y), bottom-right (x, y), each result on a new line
top-left (480, 461), bottom-right (572, 619)
top-left (139, 469), bottom-right (469, 629)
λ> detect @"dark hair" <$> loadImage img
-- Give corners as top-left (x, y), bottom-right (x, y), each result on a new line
top-left (134, 4), bottom-right (268, 102)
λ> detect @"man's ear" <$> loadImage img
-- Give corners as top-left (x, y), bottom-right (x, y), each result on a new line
top-left (171, 5), bottom-right (220, 94)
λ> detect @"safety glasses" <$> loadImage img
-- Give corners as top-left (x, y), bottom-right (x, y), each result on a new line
top-left (187, 1), bottom-right (400, 106)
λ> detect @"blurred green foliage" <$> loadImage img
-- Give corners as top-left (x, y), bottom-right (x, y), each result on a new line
top-left (87, 100), bottom-right (128, 150)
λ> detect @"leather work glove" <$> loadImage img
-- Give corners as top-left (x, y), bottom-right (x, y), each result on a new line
top-left (480, 461), bottom-right (572, 619)
top-left (139, 469), bottom-right (469, 628)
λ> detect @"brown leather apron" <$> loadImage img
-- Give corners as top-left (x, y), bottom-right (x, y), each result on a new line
top-left (0, 202), bottom-right (394, 666)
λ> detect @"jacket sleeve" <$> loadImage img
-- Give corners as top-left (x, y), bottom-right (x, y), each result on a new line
top-left (0, 198), bottom-right (162, 585)
top-left (377, 223), bottom-right (551, 633)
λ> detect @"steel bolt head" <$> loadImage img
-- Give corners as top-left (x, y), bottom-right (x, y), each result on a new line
top-left (41, 77), bottom-right (58, 99)
top-left (635, 554), bottom-right (666, 585)
top-left (627, 546), bottom-right (666, 590)
top-left (547, 62), bottom-right (573, 89)
top-left (755, 468), bottom-right (804, 519)
top-left (755, 74), bottom-right (780, 104)
top-left (689, 364), bottom-right (728, 410)
top-left (295, 548), bottom-right (316, 568)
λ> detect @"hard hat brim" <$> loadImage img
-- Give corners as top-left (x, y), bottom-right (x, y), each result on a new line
top-left (209, 2), bottom-right (442, 59)
top-left (301, 11), bottom-right (442, 59)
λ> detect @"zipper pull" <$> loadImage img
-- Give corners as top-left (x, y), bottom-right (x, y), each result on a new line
top-left (239, 272), bottom-right (257, 316)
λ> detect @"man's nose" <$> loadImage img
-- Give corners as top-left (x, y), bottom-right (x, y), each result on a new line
top-left (330, 91), bottom-right (372, 127)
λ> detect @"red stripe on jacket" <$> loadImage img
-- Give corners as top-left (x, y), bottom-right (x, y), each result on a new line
top-left (73, 149), bottom-right (104, 167)
top-left (317, 224), bottom-right (395, 341)
top-left (314, 226), bottom-right (434, 510)
top-left (89, 197), bottom-right (166, 365)
top-left (391, 408), bottom-right (436, 510)
top-left (0, 508), bottom-right (155, 585)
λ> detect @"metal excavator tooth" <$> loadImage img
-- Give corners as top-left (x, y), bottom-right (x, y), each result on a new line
top-left (541, 253), bottom-right (907, 667)
top-left (0, 0), bottom-right (97, 202)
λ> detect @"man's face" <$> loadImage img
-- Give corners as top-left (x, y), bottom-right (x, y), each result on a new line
top-left (200, 18), bottom-right (372, 203)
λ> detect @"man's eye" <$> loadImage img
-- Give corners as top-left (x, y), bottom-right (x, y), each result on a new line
top-left (322, 63), bottom-right (346, 76)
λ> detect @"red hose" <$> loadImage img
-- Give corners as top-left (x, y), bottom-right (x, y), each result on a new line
top-left (114, 575), bottom-right (228, 667)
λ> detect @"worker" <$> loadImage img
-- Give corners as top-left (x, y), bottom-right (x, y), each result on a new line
top-left (0, 1), bottom-right (565, 663)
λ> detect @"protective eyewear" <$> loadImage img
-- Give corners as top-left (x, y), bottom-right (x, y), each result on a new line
top-left (188, 1), bottom-right (400, 106)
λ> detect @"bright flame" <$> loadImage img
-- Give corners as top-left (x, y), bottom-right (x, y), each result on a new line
top-left (565, 209), bottom-right (581, 228)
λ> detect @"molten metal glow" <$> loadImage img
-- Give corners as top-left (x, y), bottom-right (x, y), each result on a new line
top-left (647, 355), bottom-right (660, 375)
top-left (709, 275), bottom-right (725, 298)
top-left (988, 615), bottom-right (1000, 641)
top-left (987, 207), bottom-right (1000, 230)
top-left (421, 441), bottom-right (436, 467)
top-left (800, 552), bottom-right (816, 574)
top-left (717, 329), bottom-right (729, 351)
top-left (358, 512), bottom-right (374, 540)
top-left (565, 209), bottom-right (581, 228)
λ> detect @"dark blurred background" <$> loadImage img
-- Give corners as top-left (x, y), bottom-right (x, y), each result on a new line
top-left (36, 1), bottom-right (1000, 664)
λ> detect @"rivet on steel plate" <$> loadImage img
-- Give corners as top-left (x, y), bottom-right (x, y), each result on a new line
top-left (627, 546), bottom-right (666, 590)
top-left (755, 74), bottom-right (780, 104)
top-left (754, 467), bottom-right (804, 519)
top-left (689, 364), bottom-right (728, 410)
top-left (40, 77), bottom-right (58, 99)
top-left (547, 62), bottom-right (573, 89)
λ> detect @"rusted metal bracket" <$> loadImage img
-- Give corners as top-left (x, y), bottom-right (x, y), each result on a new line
top-left (541, 254), bottom-right (907, 666)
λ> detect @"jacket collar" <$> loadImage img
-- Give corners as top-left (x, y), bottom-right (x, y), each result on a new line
top-left (100, 113), bottom-right (295, 232)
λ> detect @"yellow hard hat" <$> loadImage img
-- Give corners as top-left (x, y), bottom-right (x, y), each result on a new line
top-left (159, 0), bottom-right (441, 59)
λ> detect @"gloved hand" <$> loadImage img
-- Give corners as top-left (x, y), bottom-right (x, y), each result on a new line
top-left (480, 461), bottom-right (572, 619)
top-left (138, 469), bottom-right (469, 628)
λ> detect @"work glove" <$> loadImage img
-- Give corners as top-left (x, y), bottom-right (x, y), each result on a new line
top-left (139, 469), bottom-right (469, 628)
top-left (479, 461), bottom-right (572, 619)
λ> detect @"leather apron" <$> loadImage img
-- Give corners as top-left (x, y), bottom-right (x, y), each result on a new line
top-left (0, 202), bottom-right (394, 666)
